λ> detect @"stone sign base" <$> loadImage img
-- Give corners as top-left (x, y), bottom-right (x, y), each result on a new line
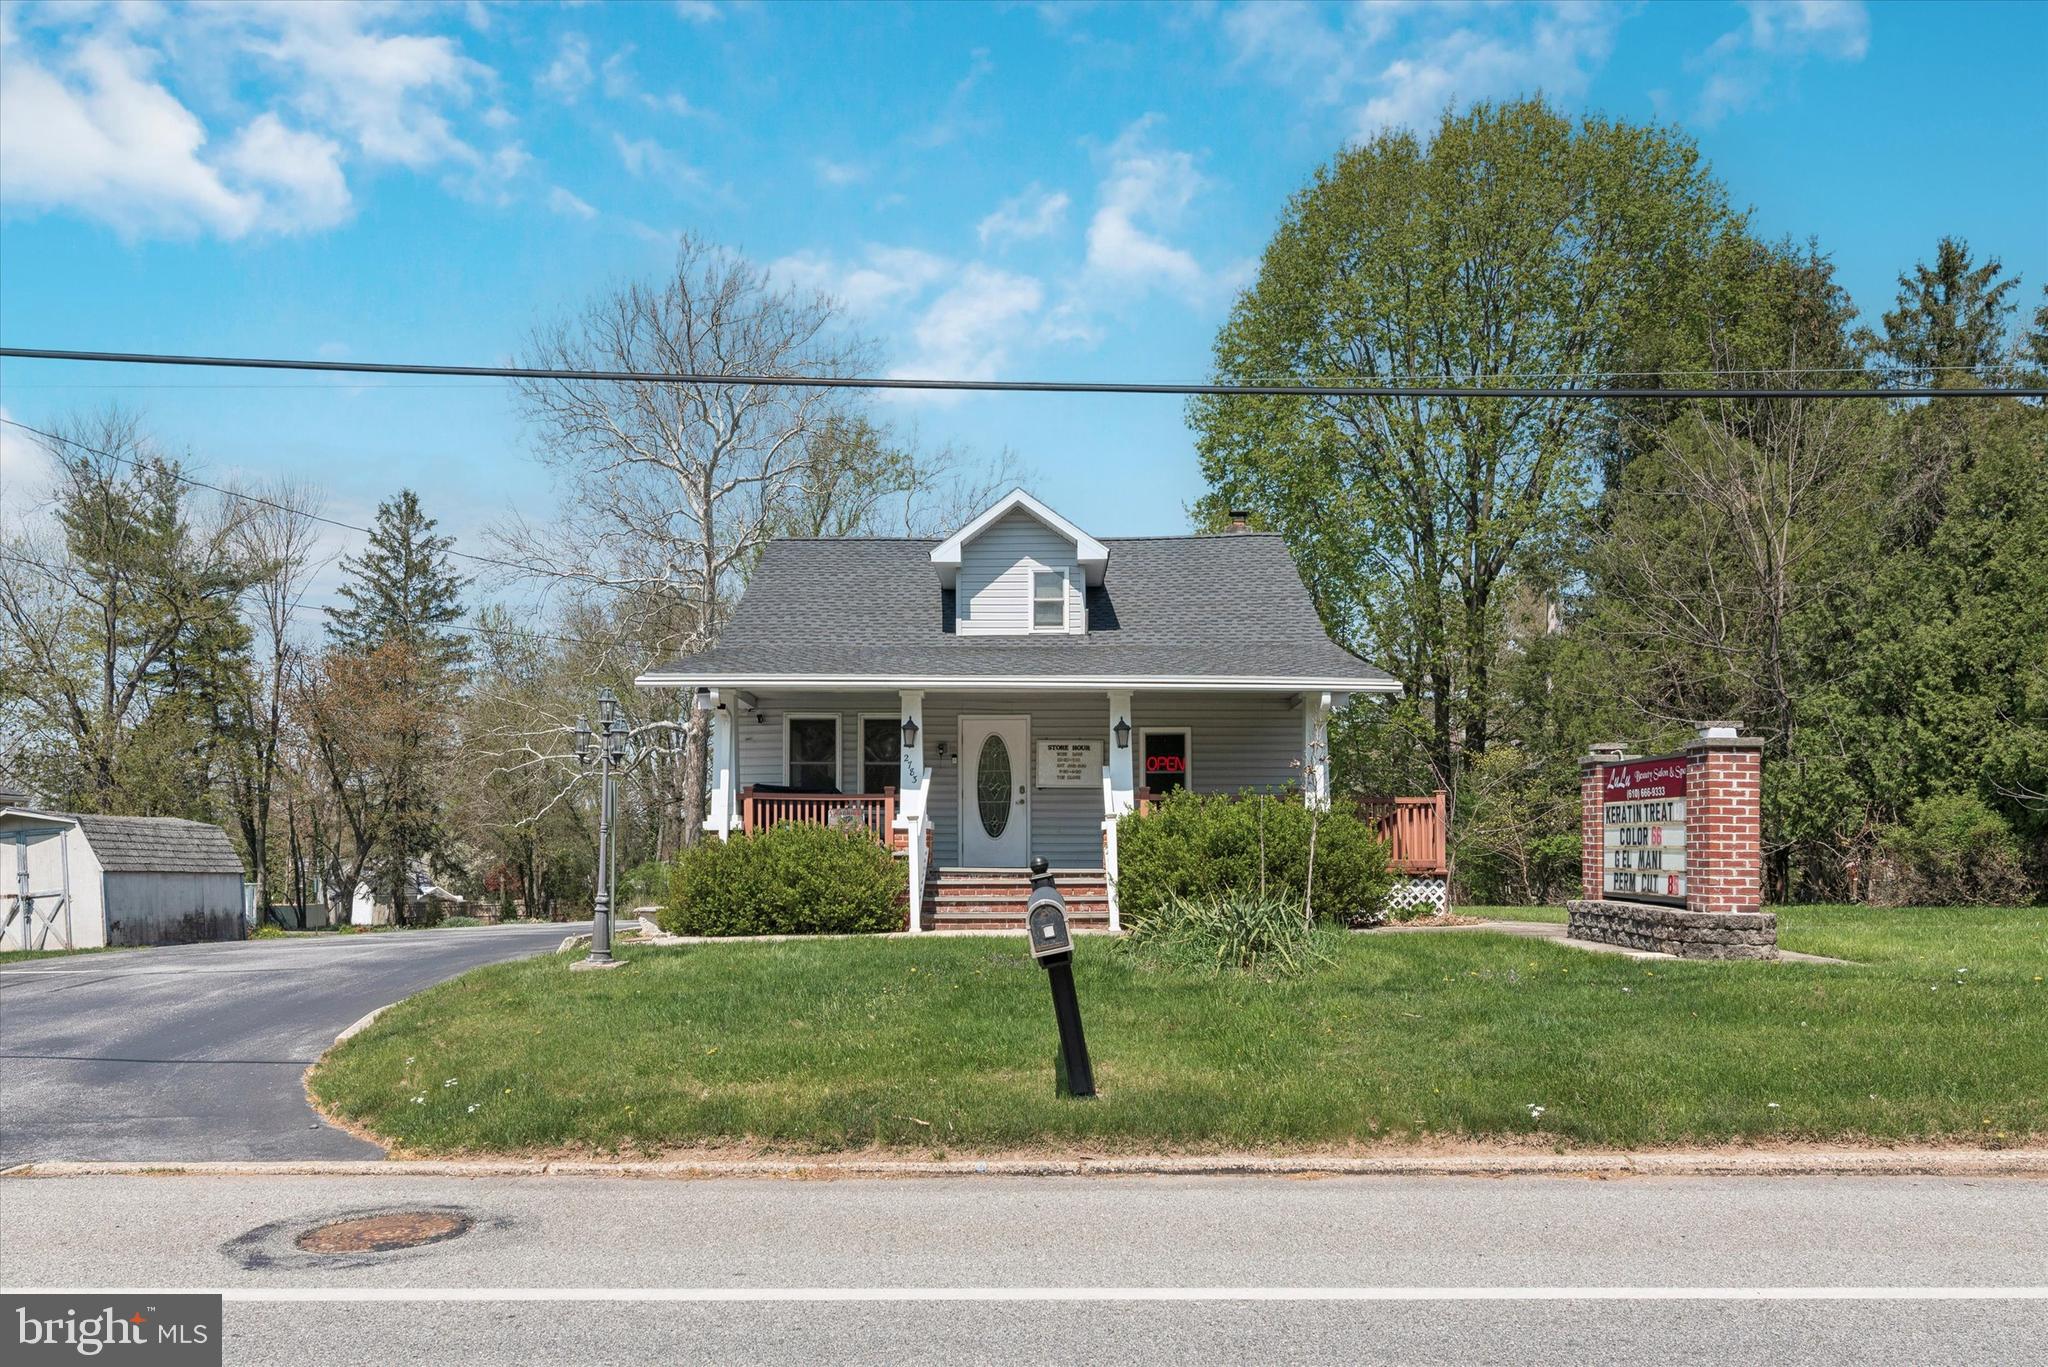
top-left (1566, 899), bottom-right (1778, 960)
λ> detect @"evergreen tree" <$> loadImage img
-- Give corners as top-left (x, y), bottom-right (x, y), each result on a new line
top-left (324, 490), bottom-right (470, 922)
top-left (1872, 236), bottom-right (2022, 381)
top-left (326, 489), bottom-right (471, 673)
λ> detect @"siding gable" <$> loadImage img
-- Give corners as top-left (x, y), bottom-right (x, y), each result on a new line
top-left (955, 508), bottom-right (1087, 637)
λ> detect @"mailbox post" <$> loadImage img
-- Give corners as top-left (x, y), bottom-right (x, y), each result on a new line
top-left (1025, 857), bottom-right (1096, 1099)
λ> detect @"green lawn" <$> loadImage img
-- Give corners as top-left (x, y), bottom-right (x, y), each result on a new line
top-left (0, 945), bottom-right (123, 965)
top-left (310, 905), bottom-right (2048, 1156)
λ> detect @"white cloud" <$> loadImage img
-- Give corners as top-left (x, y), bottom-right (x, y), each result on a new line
top-left (1085, 118), bottom-right (1205, 295)
top-left (1220, 1), bottom-right (1622, 140)
top-left (1696, 1), bottom-right (1870, 125)
top-left (814, 158), bottom-right (867, 188)
top-left (772, 246), bottom-right (952, 314)
top-left (1355, 5), bottom-right (1621, 137)
top-left (600, 45), bottom-right (695, 115)
top-left (612, 133), bottom-right (707, 191)
top-left (0, 33), bottom-right (257, 236)
top-left (240, 4), bottom-right (487, 169)
top-left (538, 33), bottom-right (593, 102)
top-left (547, 185), bottom-right (598, 220)
top-left (893, 265), bottom-right (1044, 382)
top-left (220, 113), bottom-right (351, 231)
top-left (978, 186), bottom-right (1070, 245)
top-left (673, 1), bottom-right (722, 22)
top-left (0, 408), bottom-right (58, 508)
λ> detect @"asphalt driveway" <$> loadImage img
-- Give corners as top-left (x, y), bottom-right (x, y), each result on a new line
top-left (0, 923), bottom-right (585, 1165)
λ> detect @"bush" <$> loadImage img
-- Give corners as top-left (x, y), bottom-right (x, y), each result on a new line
top-left (1120, 888), bottom-right (1337, 979)
top-left (1115, 789), bottom-right (1393, 927)
top-left (1869, 795), bottom-right (2038, 906)
top-left (250, 924), bottom-right (287, 940)
top-left (658, 823), bottom-right (907, 936)
top-left (619, 859), bottom-right (670, 906)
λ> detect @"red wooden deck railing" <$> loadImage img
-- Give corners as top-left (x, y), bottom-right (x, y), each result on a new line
top-left (1132, 786), bottom-right (1448, 876)
top-left (1355, 791), bottom-right (1449, 875)
top-left (740, 786), bottom-right (896, 843)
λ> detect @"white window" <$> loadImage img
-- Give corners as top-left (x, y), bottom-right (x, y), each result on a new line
top-left (1032, 569), bottom-right (1068, 629)
top-left (784, 715), bottom-right (841, 792)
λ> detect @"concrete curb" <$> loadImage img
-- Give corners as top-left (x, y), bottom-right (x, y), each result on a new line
top-left (5, 1149), bottom-right (2043, 1182)
top-left (331, 1004), bottom-right (394, 1046)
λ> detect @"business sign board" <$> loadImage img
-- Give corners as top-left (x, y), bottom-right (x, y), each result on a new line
top-left (1602, 755), bottom-right (1688, 905)
top-left (1036, 739), bottom-right (1103, 788)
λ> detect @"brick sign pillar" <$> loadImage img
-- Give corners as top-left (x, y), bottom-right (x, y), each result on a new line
top-left (1567, 723), bottom-right (1776, 959)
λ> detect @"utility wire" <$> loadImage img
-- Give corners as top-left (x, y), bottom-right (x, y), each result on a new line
top-left (4, 346), bottom-right (2042, 400)
top-left (0, 360), bottom-right (2025, 390)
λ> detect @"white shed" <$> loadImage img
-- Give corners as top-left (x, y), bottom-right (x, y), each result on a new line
top-left (0, 807), bottom-right (247, 949)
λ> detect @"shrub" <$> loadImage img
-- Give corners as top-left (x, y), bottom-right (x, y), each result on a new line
top-left (250, 924), bottom-right (287, 940)
top-left (1115, 789), bottom-right (1393, 927)
top-left (619, 859), bottom-right (670, 906)
top-left (1869, 795), bottom-right (2037, 906)
top-left (1120, 888), bottom-right (1337, 979)
top-left (658, 823), bottom-right (907, 936)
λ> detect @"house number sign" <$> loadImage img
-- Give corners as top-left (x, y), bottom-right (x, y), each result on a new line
top-left (1036, 740), bottom-right (1103, 788)
top-left (1601, 755), bottom-right (1688, 906)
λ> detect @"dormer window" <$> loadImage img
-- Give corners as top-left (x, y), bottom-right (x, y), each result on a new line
top-left (1032, 570), bottom-right (1068, 630)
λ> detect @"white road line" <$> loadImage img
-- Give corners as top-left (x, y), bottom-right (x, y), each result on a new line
top-left (15, 1287), bottom-right (2048, 1304)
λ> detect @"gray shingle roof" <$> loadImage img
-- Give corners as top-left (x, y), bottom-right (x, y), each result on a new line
top-left (641, 533), bottom-right (1395, 687)
top-left (66, 814), bottom-right (246, 875)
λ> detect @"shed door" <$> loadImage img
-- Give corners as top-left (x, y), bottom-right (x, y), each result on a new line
top-left (958, 716), bottom-right (1030, 867)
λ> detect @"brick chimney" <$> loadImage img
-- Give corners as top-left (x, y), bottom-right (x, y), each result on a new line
top-left (1227, 510), bottom-right (1250, 533)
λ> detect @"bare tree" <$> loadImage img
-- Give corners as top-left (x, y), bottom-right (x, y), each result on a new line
top-left (501, 236), bottom-right (868, 853)
top-left (220, 481), bottom-right (328, 924)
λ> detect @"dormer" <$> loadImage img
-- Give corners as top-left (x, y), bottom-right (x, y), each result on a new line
top-left (931, 490), bottom-right (1109, 637)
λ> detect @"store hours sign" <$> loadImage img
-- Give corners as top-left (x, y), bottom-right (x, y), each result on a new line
top-left (1602, 756), bottom-right (1688, 905)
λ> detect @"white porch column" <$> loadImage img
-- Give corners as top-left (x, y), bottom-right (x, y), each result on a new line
top-left (1301, 690), bottom-right (1333, 810)
top-left (898, 690), bottom-right (926, 933)
top-left (1103, 689), bottom-right (1135, 933)
top-left (703, 689), bottom-right (736, 840)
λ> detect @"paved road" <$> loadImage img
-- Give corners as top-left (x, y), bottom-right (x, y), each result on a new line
top-left (2, 1173), bottom-right (2042, 1363)
top-left (0, 924), bottom-right (584, 1165)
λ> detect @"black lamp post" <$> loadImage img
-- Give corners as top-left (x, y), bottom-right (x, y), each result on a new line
top-left (576, 690), bottom-right (630, 968)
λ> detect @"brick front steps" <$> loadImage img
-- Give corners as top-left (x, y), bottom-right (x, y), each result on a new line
top-left (925, 868), bottom-right (1109, 932)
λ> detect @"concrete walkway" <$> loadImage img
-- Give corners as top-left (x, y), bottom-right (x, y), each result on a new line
top-left (1376, 917), bottom-right (1851, 964)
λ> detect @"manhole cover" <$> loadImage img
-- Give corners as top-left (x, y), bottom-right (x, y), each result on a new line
top-left (295, 1210), bottom-right (471, 1254)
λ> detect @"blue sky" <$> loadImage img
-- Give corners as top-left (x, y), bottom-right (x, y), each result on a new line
top-left (3, 0), bottom-right (2044, 593)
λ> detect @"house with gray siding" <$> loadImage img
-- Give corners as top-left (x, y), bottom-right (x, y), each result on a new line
top-left (637, 490), bottom-right (1425, 929)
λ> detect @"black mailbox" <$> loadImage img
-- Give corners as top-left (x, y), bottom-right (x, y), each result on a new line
top-left (1026, 882), bottom-right (1071, 961)
top-left (1024, 858), bottom-right (1094, 1098)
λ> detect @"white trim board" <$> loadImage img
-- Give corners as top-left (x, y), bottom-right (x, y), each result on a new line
top-left (640, 673), bottom-right (1395, 694)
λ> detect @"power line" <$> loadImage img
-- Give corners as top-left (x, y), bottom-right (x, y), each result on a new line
top-left (2, 414), bottom-right (540, 578)
top-left (0, 361), bottom-right (2023, 391)
top-left (0, 543), bottom-right (623, 654)
top-left (4, 346), bottom-right (2042, 400)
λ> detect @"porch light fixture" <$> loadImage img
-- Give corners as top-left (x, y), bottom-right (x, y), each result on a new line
top-left (901, 715), bottom-right (919, 750)
top-left (1113, 717), bottom-right (1131, 749)
top-left (693, 686), bottom-right (713, 714)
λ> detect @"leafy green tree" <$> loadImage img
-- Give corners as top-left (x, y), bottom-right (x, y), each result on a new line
top-left (1191, 99), bottom-right (1733, 781)
top-left (0, 411), bottom-right (256, 817)
top-left (322, 489), bottom-right (471, 922)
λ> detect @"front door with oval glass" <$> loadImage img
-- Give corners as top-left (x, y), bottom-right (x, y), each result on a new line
top-left (958, 716), bottom-right (1030, 867)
